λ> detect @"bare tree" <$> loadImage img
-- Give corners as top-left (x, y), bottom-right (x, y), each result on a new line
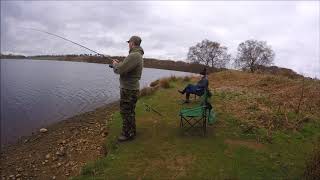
top-left (235, 39), bottom-right (275, 72)
top-left (187, 39), bottom-right (231, 68)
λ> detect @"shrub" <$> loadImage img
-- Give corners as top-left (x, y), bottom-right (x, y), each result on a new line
top-left (169, 75), bottom-right (177, 81)
top-left (183, 76), bottom-right (191, 82)
top-left (159, 78), bottom-right (171, 89)
top-left (150, 80), bottom-right (159, 87)
top-left (139, 87), bottom-right (157, 97)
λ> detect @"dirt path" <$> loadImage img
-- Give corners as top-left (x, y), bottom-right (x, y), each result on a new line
top-left (0, 102), bottom-right (119, 180)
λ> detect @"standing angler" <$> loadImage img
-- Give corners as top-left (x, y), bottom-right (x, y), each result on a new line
top-left (112, 36), bottom-right (144, 142)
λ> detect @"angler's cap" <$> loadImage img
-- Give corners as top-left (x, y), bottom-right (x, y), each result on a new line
top-left (127, 36), bottom-right (142, 45)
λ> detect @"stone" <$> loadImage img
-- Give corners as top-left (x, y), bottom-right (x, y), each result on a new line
top-left (16, 174), bottom-right (21, 178)
top-left (52, 156), bottom-right (58, 161)
top-left (39, 128), bottom-right (48, 133)
top-left (52, 176), bottom-right (56, 180)
top-left (56, 150), bottom-right (65, 157)
top-left (57, 163), bottom-right (62, 167)
top-left (16, 167), bottom-right (24, 172)
top-left (45, 154), bottom-right (51, 159)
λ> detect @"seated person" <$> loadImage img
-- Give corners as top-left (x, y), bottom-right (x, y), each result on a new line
top-left (178, 68), bottom-right (209, 103)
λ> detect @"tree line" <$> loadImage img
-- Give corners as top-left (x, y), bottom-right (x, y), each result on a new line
top-left (187, 39), bottom-right (275, 72)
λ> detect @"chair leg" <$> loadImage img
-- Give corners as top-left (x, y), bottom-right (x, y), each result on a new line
top-left (203, 116), bottom-right (207, 136)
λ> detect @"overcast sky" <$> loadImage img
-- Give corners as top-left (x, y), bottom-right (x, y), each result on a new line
top-left (1, 1), bottom-right (319, 78)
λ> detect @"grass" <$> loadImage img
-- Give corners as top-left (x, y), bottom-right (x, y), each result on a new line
top-left (73, 71), bottom-right (320, 179)
top-left (304, 140), bottom-right (320, 179)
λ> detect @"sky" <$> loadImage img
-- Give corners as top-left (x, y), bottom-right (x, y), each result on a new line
top-left (1, 1), bottom-right (319, 78)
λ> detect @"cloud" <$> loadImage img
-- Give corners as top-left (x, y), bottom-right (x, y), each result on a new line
top-left (1, 1), bottom-right (319, 78)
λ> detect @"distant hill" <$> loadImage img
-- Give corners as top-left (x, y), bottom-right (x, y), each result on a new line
top-left (0, 53), bottom-right (26, 59)
top-left (1, 54), bottom-right (309, 79)
top-left (29, 55), bottom-right (220, 74)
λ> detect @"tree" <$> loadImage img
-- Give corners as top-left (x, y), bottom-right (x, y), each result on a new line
top-left (187, 39), bottom-right (231, 68)
top-left (235, 39), bottom-right (275, 73)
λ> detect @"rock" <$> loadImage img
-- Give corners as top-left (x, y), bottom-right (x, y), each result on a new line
top-left (45, 154), bottom-right (51, 159)
top-left (56, 148), bottom-right (65, 157)
top-left (52, 156), bottom-right (58, 161)
top-left (16, 167), bottom-right (24, 172)
top-left (42, 162), bottom-right (46, 165)
top-left (9, 175), bottom-right (14, 178)
top-left (61, 140), bottom-right (66, 144)
top-left (65, 173), bottom-right (69, 176)
top-left (57, 163), bottom-right (62, 167)
top-left (16, 174), bottom-right (21, 178)
top-left (39, 128), bottom-right (48, 133)
top-left (45, 160), bottom-right (48, 163)
top-left (52, 176), bottom-right (56, 180)
top-left (24, 139), bottom-right (29, 143)
top-left (101, 132), bottom-right (107, 137)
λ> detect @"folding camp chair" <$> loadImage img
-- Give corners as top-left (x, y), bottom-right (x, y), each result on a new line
top-left (179, 89), bottom-right (215, 136)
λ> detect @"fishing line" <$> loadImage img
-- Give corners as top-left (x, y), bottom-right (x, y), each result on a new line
top-left (21, 27), bottom-right (112, 60)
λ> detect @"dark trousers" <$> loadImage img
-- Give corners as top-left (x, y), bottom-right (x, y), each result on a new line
top-left (120, 88), bottom-right (139, 137)
top-left (181, 84), bottom-right (197, 100)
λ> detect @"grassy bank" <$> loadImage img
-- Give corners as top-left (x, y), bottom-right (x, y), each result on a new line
top-left (73, 71), bottom-right (320, 179)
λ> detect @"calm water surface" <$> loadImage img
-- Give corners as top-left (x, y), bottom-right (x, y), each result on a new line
top-left (1, 59), bottom-right (190, 146)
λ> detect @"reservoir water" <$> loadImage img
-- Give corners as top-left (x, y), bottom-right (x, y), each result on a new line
top-left (1, 59), bottom-right (190, 146)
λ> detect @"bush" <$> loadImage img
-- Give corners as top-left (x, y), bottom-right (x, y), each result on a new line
top-left (139, 87), bottom-right (157, 97)
top-left (159, 78), bottom-right (171, 89)
top-left (183, 76), bottom-right (191, 82)
top-left (150, 80), bottom-right (159, 87)
top-left (169, 75), bottom-right (177, 81)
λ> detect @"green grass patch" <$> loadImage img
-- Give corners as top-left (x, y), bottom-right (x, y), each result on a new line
top-left (73, 79), bottom-right (320, 179)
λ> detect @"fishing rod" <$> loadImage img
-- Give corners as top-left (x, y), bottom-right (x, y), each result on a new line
top-left (143, 103), bottom-right (163, 117)
top-left (22, 27), bottom-right (114, 67)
